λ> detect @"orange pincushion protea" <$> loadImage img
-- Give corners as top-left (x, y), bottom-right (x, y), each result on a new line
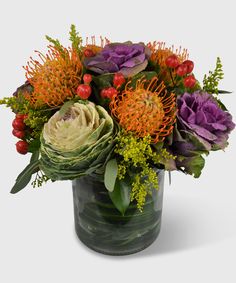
top-left (148, 42), bottom-right (189, 84)
top-left (83, 36), bottom-right (110, 56)
top-left (24, 46), bottom-right (83, 108)
top-left (110, 77), bottom-right (176, 143)
top-left (148, 41), bottom-right (189, 66)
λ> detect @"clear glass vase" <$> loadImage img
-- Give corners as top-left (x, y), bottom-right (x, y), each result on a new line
top-left (72, 170), bottom-right (165, 255)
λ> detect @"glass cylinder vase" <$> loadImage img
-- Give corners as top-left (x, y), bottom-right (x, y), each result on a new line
top-left (72, 170), bottom-right (165, 256)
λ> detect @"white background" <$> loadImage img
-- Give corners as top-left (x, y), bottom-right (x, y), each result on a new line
top-left (0, 1), bottom-right (236, 282)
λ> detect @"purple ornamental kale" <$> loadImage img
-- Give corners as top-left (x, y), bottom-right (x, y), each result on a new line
top-left (83, 42), bottom-right (151, 77)
top-left (177, 91), bottom-right (235, 150)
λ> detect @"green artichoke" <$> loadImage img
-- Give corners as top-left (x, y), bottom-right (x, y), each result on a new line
top-left (39, 101), bottom-right (114, 180)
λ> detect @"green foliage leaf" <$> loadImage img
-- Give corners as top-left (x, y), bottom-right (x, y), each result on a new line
top-left (109, 177), bottom-right (131, 215)
top-left (188, 155), bottom-right (205, 178)
top-left (104, 159), bottom-right (118, 192)
top-left (129, 71), bottom-right (157, 89)
top-left (215, 98), bottom-right (228, 111)
top-left (28, 138), bottom-right (41, 153)
top-left (93, 73), bottom-right (114, 89)
top-left (218, 90), bottom-right (232, 94)
top-left (178, 155), bottom-right (205, 178)
top-left (147, 60), bottom-right (160, 74)
top-left (11, 160), bottom-right (40, 194)
top-left (30, 150), bottom-right (40, 163)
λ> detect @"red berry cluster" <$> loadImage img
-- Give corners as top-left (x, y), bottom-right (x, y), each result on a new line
top-left (101, 87), bottom-right (118, 99)
top-left (165, 55), bottom-right (196, 88)
top-left (113, 73), bottom-right (126, 88)
top-left (100, 73), bottom-right (125, 100)
top-left (76, 74), bottom-right (93, 99)
top-left (12, 114), bottom-right (29, 155)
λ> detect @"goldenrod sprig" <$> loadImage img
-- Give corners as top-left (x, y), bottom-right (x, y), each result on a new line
top-left (69, 24), bottom-right (83, 56)
top-left (45, 35), bottom-right (66, 56)
top-left (203, 57), bottom-right (224, 94)
top-left (115, 131), bottom-right (174, 210)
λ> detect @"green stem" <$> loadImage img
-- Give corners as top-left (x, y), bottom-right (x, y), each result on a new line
top-left (169, 69), bottom-right (176, 87)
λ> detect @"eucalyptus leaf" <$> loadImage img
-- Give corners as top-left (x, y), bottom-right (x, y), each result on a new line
top-left (11, 160), bottom-right (40, 194)
top-left (109, 178), bottom-right (131, 215)
top-left (104, 159), bottom-right (118, 192)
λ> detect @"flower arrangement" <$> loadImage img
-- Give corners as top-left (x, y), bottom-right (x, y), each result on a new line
top-left (1, 25), bottom-right (235, 214)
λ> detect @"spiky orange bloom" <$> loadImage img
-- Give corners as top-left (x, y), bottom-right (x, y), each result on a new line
top-left (24, 46), bottom-right (83, 108)
top-left (84, 36), bottom-right (110, 56)
top-left (110, 77), bottom-right (176, 143)
top-left (148, 41), bottom-right (189, 66)
top-left (147, 42), bottom-right (189, 84)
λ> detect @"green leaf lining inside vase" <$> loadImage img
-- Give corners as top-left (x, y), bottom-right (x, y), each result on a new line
top-left (104, 158), bottom-right (118, 192)
top-left (109, 177), bottom-right (131, 216)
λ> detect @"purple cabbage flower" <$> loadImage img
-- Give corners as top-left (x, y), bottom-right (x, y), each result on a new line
top-left (177, 91), bottom-right (235, 150)
top-left (83, 42), bottom-right (151, 77)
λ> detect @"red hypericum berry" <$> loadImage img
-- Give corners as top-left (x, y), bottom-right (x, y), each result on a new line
top-left (76, 84), bottom-right (92, 99)
top-left (176, 64), bottom-right (188, 76)
top-left (100, 87), bottom-right (117, 99)
top-left (106, 87), bottom-right (118, 99)
top-left (15, 113), bottom-right (25, 120)
top-left (165, 55), bottom-right (180, 68)
top-left (100, 89), bottom-right (108, 99)
top-left (84, 48), bottom-right (95, 57)
top-left (83, 74), bottom-right (92, 84)
top-left (182, 60), bottom-right (194, 74)
top-left (16, 113), bottom-right (28, 121)
top-left (184, 75), bottom-right (196, 88)
top-left (16, 140), bottom-right (29, 155)
top-left (113, 73), bottom-right (125, 87)
top-left (12, 118), bottom-right (26, 131)
top-left (12, 129), bottom-right (25, 139)
top-left (23, 114), bottom-right (28, 120)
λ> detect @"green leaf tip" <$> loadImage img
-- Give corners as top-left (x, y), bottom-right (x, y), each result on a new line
top-left (69, 24), bottom-right (83, 55)
top-left (109, 178), bottom-right (131, 215)
top-left (10, 160), bottom-right (40, 194)
top-left (45, 35), bottom-right (65, 55)
top-left (104, 159), bottom-right (118, 192)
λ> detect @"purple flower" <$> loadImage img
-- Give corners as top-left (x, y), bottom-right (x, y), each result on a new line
top-left (177, 91), bottom-right (235, 150)
top-left (83, 42), bottom-right (151, 77)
